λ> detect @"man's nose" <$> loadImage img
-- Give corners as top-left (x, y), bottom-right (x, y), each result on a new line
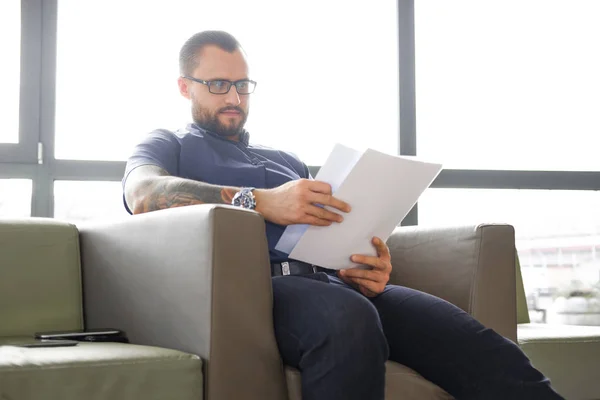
top-left (224, 86), bottom-right (241, 105)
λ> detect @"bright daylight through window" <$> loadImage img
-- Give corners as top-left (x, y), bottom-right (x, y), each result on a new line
top-left (0, 179), bottom-right (32, 217)
top-left (53, 181), bottom-right (130, 224)
top-left (54, 0), bottom-right (398, 165)
top-left (0, 1), bottom-right (21, 143)
top-left (416, 1), bottom-right (600, 325)
top-left (416, 0), bottom-right (600, 171)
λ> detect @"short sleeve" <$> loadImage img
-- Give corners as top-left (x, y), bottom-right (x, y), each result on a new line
top-left (121, 129), bottom-right (180, 213)
top-left (123, 129), bottom-right (180, 184)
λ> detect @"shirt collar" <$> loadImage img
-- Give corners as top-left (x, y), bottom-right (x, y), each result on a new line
top-left (189, 123), bottom-right (250, 146)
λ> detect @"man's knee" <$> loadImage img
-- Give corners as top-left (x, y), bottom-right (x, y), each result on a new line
top-left (309, 287), bottom-right (389, 357)
top-left (273, 276), bottom-right (389, 359)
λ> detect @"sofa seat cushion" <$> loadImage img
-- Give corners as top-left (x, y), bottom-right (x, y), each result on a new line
top-left (285, 360), bottom-right (453, 400)
top-left (0, 338), bottom-right (203, 400)
top-left (518, 323), bottom-right (600, 400)
top-left (384, 361), bottom-right (454, 399)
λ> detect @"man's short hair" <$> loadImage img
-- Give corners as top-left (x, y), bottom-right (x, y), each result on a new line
top-left (179, 31), bottom-right (243, 76)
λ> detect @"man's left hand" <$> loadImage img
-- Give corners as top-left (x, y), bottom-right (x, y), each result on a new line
top-left (337, 237), bottom-right (392, 297)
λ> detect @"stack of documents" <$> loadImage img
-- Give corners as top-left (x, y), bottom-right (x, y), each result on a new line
top-left (275, 144), bottom-right (443, 270)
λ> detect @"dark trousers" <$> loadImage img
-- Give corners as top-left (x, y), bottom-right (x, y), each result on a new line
top-left (272, 272), bottom-right (564, 400)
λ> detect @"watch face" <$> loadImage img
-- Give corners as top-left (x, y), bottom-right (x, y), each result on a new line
top-left (233, 188), bottom-right (256, 210)
top-left (232, 192), bottom-right (241, 206)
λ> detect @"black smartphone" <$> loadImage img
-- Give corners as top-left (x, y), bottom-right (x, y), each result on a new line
top-left (3, 338), bottom-right (79, 348)
top-left (34, 328), bottom-right (128, 343)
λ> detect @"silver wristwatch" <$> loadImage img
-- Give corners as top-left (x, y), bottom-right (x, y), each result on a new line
top-left (231, 187), bottom-right (256, 210)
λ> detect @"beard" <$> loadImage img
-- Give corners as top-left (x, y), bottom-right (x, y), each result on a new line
top-left (191, 100), bottom-right (248, 138)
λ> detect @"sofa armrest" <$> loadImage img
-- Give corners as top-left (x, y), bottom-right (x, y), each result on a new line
top-left (78, 204), bottom-right (287, 400)
top-left (386, 224), bottom-right (517, 342)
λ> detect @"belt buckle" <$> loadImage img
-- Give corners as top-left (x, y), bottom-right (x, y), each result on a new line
top-left (281, 262), bottom-right (291, 276)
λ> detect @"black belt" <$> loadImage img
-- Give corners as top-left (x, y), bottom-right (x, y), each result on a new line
top-left (271, 260), bottom-right (328, 276)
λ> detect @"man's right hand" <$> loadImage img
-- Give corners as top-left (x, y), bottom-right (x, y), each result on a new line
top-left (254, 179), bottom-right (351, 226)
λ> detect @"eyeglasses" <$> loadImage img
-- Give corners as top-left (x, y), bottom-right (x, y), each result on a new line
top-left (182, 76), bottom-right (257, 95)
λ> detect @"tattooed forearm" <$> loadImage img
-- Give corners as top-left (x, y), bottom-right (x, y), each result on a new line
top-left (131, 176), bottom-right (239, 214)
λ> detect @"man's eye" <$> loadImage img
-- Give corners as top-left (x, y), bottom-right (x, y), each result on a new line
top-left (212, 81), bottom-right (226, 88)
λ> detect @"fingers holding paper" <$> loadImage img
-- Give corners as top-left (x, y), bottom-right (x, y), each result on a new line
top-left (337, 237), bottom-right (392, 297)
top-left (254, 179), bottom-right (351, 226)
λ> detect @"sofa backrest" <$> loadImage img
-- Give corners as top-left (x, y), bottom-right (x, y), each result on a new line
top-left (0, 218), bottom-right (83, 336)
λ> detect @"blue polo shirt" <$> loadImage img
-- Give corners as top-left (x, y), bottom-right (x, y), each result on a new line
top-left (123, 123), bottom-right (310, 263)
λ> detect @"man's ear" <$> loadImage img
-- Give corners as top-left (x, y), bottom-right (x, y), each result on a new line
top-left (178, 77), bottom-right (191, 100)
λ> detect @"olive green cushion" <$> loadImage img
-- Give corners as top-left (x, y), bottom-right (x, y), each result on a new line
top-left (0, 219), bottom-right (83, 336)
top-left (0, 339), bottom-right (203, 400)
top-left (518, 323), bottom-right (600, 400)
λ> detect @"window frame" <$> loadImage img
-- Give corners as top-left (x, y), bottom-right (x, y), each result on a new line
top-left (0, 0), bottom-right (42, 163)
top-left (0, 0), bottom-right (597, 222)
top-left (0, 0), bottom-right (125, 217)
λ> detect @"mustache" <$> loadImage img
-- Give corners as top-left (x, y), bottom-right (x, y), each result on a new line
top-left (219, 106), bottom-right (245, 115)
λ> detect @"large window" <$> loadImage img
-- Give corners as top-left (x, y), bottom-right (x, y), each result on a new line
top-left (415, 1), bottom-right (600, 171)
top-left (0, 1), bottom-right (21, 144)
top-left (414, 1), bottom-right (600, 326)
top-left (2, 1), bottom-right (599, 328)
top-left (54, 0), bottom-right (399, 165)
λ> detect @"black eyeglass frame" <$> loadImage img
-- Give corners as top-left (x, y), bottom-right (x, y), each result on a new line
top-left (182, 76), bottom-right (257, 94)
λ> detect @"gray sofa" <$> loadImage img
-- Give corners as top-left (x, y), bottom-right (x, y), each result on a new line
top-left (1, 204), bottom-right (520, 399)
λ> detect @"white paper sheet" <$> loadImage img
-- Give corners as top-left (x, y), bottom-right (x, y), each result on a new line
top-left (275, 144), bottom-right (363, 254)
top-left (276, 144), bottom-right (443, 270)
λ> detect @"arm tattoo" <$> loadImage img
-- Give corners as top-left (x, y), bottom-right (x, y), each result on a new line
top-left (133, 177), bottom-right (239, 214)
